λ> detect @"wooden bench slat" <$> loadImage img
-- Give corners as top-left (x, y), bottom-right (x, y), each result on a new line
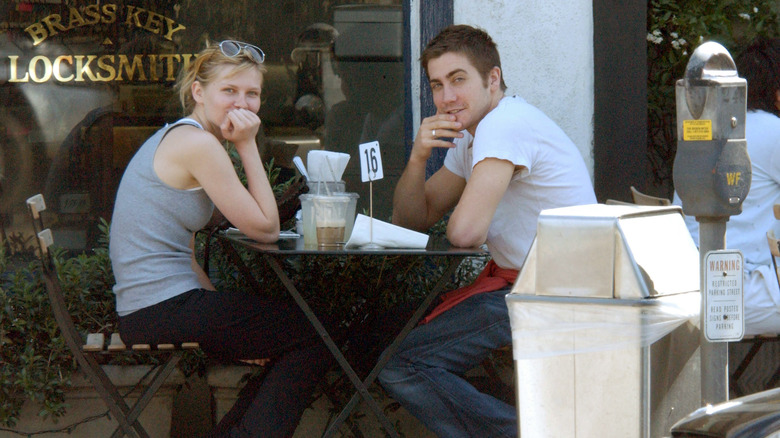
top-left (107, 333), bottom-right (127, 352)
top-left (83, 333), bottom-right (105, 352)
top-left (84, 332), bottom-right (201, 353)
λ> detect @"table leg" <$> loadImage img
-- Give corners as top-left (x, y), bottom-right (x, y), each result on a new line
top-left (262, 254), bottom-right (398, 438)
top-left (323, 256), bottom-right (465, 437)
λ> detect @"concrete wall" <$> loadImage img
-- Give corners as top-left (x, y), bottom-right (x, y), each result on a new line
top-left (451, 0), bottom-right (595, 179)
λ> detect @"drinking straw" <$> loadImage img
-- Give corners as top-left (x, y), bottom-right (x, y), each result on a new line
top-left (323, 156), bottom-right (337, 196)
top-left (318, 176), bottom-right (331, 196)
top-left (325, 156), bottom-right (338, 182)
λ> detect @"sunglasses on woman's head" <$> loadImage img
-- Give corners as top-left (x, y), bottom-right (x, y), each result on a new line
top-left (219, 40), bottom-right (265, 64)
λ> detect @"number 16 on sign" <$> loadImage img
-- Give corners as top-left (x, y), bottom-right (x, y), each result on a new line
top-left (360, 141), bottom-right (384, 183)
top-left (359, 141), bottom-right (384, 246)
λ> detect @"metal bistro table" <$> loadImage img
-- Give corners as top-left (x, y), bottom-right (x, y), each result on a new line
top-left (218, 233), bottom-right (487, 438)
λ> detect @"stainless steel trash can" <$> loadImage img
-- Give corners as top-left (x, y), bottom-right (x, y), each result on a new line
top-left (507, 204), bottom-right (703, 438)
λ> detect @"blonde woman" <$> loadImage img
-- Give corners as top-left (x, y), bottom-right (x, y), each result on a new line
top-left (109, 40), bottom-right (332, 437)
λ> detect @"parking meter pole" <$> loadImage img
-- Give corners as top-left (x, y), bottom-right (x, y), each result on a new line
top-left (673, 41), bottom-right (750, 408)
top-left (698, 218), bottom-right (729, 404)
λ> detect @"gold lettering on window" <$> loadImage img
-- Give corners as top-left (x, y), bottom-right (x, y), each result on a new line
top-left (23, 3), bottom-right (184, 46)
top-left (6, 54), bottom-right (197, 83)
top-left (13, 2), bottom-right (190, 84)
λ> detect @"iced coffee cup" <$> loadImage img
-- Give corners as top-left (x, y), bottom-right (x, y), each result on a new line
top-left (313, 195), bottom-right (350, 248)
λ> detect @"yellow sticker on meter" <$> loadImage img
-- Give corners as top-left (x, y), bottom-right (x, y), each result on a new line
top-left (683, 119), bottom-right (713, 141)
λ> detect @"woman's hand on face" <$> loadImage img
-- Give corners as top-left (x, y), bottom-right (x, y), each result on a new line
top-left (221, 108), bottom-right (261, 147)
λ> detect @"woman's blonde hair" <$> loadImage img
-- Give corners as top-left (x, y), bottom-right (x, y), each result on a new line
top-left (175, 40), bottom-right (267, 114)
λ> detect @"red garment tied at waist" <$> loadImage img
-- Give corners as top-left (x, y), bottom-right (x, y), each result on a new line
top-left (421, 259), bottom-right (518, 324)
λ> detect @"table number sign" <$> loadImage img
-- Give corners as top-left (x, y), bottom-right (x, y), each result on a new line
top-left (359, 141), bottom-right (384, 182)
top-left (358, 141), bottom-right (384, 249)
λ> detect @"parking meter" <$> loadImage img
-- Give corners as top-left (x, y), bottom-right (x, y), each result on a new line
top-left (673, 41), bottom-right (750, 408)
top-left (673, 41), bottom-right (750, 218)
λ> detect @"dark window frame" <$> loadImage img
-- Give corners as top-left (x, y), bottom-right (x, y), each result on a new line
top-left (409, 0), bottom-right (453, 177)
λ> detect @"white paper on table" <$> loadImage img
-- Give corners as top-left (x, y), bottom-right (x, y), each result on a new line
top-left (345, 214), bottom-right (429, 249)
top-left (307, 150), bottom-right (350, 182)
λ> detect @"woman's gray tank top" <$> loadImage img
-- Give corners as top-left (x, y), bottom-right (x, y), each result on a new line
top-left (109, 118), bottom-right (215, 316)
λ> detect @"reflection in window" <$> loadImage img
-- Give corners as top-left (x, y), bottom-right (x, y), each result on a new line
top-left (0, 0), bottom-right (404, 250)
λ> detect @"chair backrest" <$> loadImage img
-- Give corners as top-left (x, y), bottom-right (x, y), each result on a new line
top-left (26, 194), bottom-right (89, 363)
top-left (630, 186), bottom-right (671, 206)
top-left (768, 204), bottom-right (780, 288)
top-left (26, 194), bottom-right (47, 255)
top-left (768, 229), bottom-right (780, 259)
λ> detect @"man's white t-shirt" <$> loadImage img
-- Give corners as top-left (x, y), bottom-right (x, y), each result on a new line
top-left (444, 95), bottom-right (596, 270)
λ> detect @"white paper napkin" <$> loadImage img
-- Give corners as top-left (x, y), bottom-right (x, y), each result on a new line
top-left (307, 150), bottom-right (350, 182)
top-left (345, 214), bottom-right (429, 249)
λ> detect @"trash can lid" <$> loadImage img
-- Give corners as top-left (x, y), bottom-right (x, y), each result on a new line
top-left (511, 204), bottom-right (699, 299)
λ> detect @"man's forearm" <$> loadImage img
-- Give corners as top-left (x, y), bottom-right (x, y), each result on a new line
top-left (392, 157), bottom-right (430, 230)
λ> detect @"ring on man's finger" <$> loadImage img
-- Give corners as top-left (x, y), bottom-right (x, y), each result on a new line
top-left (432, 129), bottom-right (436, 138)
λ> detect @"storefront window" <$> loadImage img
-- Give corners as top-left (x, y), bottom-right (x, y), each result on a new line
top-left (1, 0), bottom-right (405, 250)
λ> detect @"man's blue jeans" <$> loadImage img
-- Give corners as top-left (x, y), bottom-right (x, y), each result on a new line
top-left (377, 288), bottom-right (517, 438)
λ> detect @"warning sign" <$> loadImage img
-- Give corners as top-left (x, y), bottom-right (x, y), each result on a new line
top-left (704, 250), bottom-right (744, 342)
top-left (683, 119), bottom-right (713, 141)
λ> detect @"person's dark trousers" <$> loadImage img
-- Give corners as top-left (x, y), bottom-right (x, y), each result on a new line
top-left (120, 288), bottom-right (334, 438)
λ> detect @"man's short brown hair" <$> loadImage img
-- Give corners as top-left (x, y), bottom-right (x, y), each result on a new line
top-left (421, 24), bottom-right (507, 91)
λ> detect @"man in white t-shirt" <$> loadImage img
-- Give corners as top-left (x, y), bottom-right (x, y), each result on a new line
top-left (377, 25), bottom-right (596, 437)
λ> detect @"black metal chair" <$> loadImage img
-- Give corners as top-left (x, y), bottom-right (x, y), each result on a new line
top-left (26, 194), bottom-right (199, 438)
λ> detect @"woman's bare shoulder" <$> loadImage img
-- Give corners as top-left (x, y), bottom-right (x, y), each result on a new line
top-left (160, 124), bottom-right (223, 154)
